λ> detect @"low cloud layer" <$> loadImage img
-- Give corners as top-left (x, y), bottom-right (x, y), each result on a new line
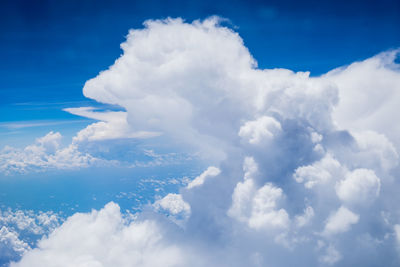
top-left (10, 18), bottom-right (400, 266)
top-left (0, 208), bottom-right (62, 266)
top-left (0, 132), bottom-right (100, 174)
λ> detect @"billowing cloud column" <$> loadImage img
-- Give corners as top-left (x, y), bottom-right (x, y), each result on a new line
top-left (14, 18), bottom-right (400, 267)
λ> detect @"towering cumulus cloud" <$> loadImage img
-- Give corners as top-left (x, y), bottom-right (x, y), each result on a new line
top-left (13, 18), bottom-right (400, 266)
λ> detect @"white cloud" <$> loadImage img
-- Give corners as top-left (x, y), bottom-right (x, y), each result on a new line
top-left (10, 203), bottom-right (184, 267)
top-left (65, 17), bottom-right (340, 162)
top-left (323, 206), bottom-right (359, 236)
top-left (187, 166), bottom-right (220, 189)
top-left (248, 183), bottom-right (290, 230)
top-left (65, 107), bottom-right (160, 143)
top-left (153, 193), bottom-right (191, 223)
top-left (293, 153), bottom-right (343, 189)
top-left (228, 157), bottom-right (289, 231)
top-left (327, 49), bottom-right (400, 149)
top-left (0, 226), bottom-right (30, 258)
top-left (9, 18), bottom-right (400, 267)
top-left (351, 130), bottom-right (399, 172)
top-left (0, 208), bottom-right (63, 264)
top-left (0, 131), bottom-right (104, 174)
top-left (394, 224), bottom-right (400, 245)
top-left (295, 206), bottom-right (314, 228)
top-left (0, 120), bottom-right (89, 130)
top-left (319, 245), bottom-right (342, 265)
top-left (336, 168), bottom-right (380, 205)
top-left (239, 116), bottom-right (281, 144)
top-left (0, 209), bottom-right (61, 235)
top-left (227, 171), bottom-right (257, 223)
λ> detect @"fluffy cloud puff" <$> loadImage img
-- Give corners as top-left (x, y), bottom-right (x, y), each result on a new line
top-left (14, 18), bottom-right (400, 266)
top-left (186, 166), bottom-right (220, 189)
top-left (323, 206), bottom-right (359, 236)
top-left (11, 203), bottom-right (184, 267)
top-left (336, 168), bottom-right (380, 205)
top-left (326, 49), bottom-right (400, 149)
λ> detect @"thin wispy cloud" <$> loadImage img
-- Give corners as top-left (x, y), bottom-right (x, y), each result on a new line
top-left (0, 120), bottom-right (90, 130)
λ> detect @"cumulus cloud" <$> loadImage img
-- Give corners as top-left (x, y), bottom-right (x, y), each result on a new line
top-left (0, 208), bottom-right (62, 265)
top-left (65, 107), bottom-right (160, 143)
top-left (326, 49), bottom-right (400, 148)
top-left (319, 244), bottom-right (342, 265)
top-left (351, 130), bottom-right (399, 172)
top-left (295, 206), bottom-right (314, 228)
top-left (0, 227), bottom-right (30, 260)
top-left (12, 18), bottom-right (400, 266)
top-left (228, 157), bottom-right (289, 231)
top-left (153, 193), bottom-right (191, 224)
top-left (186, 166), bottom-right (220, 189)
top-left (323, 206), bottom-right (359, 236)
top-left (336, 168), bottom-right (380, 205)
top-left (0, 131), bottom-right (105, 174)
top-left (293, 153), bottom-right (343, 189)
top-left (238, 116), bottom-right (282, 144)
top-left (394, 224), bottom-right (400, 245)
top-left (11, 203), bottom-right (184, 267)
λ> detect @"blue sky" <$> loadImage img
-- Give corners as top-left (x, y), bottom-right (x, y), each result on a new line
top-left (1, 1), bottom-right (400, 266)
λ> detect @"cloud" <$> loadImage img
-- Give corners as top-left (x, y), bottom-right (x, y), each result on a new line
top-left (0, 226), bottom-right (30, 262)
top-left (326, 49), bottom-right (400, 148)
top-left (238, 116), bottom-right (282, 144)
top-left (71, 17), bottom-right (339, 162)
top-left (0, 120), bottom-right (88, 130)
top-left (11, 203), bottom-right (184, 267)
top-left (293, 153), bottom-right (343, 189)
top-left (323, 206), bottom-right (359, 236)
top-left (394, 224), bottom-right (400, 246)
top-left (153, 193), bottom-right (191, 225)
top-left (0, 208), bottom-right (61, 235)
top-left (64, 107), bottom-right (160, 143)
top-left (0, 131), bottom-right (105, 174)
top-left (228, 157), bottom-right (289, 231)
top-left (319, 245), bottom-right (342, 265)
top-left (154, 194), bottom-right (190, 216)
top-left (335, 168), bottom-right (380, 205)
top-left (186, 166), bottom-right (220, 189)
top-left (0, 208), bottom-right (63, 265)
top-left (294, 206), bottom-right (314, 228)
top-left (351, 130), bottom-right (399, 172)
top-left (11, 18), bottom-right (400, 266)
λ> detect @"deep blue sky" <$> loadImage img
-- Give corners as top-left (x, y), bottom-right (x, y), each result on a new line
top-left (1, 0), bottom-right (399, 107)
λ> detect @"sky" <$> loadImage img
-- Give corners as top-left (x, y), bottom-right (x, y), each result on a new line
top-left (0, 0), bottom-right (400, 266)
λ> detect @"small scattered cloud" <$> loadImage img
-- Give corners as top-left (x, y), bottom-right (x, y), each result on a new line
top-left (0, 131), bottom-right (107, 174)
top-left (323, 206), bottom-right (359, 236)
top-left (186, 166), bottom-right (220, 189)
top-left (0, 208), bottom-right (63, 264)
